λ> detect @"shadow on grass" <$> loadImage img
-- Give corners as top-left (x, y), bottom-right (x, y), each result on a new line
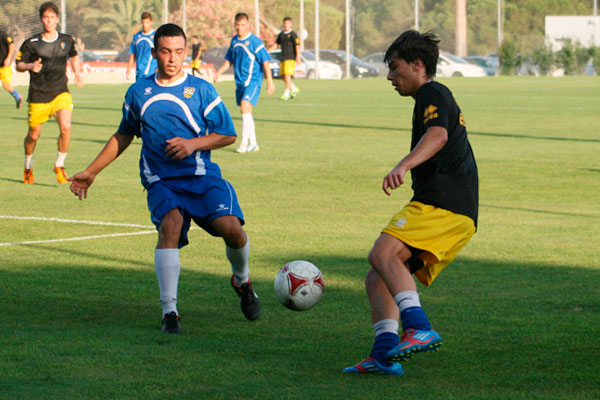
top-left (1, 250), bottom-right (598, 398)
top-left (481, 203), bottom-right (600, 219)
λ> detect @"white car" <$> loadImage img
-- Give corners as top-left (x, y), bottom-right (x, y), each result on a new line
top-left (269, 50), bottom-right (343, 79)
top-left (437, 52), bottom-right (487, 77)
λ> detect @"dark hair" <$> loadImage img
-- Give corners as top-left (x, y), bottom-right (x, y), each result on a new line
top-left (283, 17), bottom-right (292, 22)
top-left (141, 11), bottom-right (152, 21)
top-left (39, 1), bottom-right (59, 18)
top-left (154, 23), bottom-right (186, 48)
top-left (235, 13), bottom-right (249, 22)
top-left (384, 30), bottom-right (440, 78)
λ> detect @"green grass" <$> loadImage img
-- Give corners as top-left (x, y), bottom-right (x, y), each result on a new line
top-left (1, 76), bottom-right (599, 399)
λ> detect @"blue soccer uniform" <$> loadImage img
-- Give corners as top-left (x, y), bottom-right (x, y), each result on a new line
top-left (118, 72), bottom-right (243, 247)
top-left (225, 33), bottom-right (271, 106)
top-left (129, 30), bottom-right (158, 80)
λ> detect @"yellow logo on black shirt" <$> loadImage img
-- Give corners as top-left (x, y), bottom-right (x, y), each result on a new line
top-left (61, 42), bottom-right (65, 49)
top-left (459, 112), bottom-right (466, 126)
top-left (423, 105), bottom-right (438, 124)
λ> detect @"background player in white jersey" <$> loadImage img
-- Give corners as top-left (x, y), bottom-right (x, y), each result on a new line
top-left (68, 23), bottom-right (260, 333)
top-left (16, 1), bottom-right (84, 185)
top-left (214, 12), bottom-right (275, 153)
top-left (126, 12), bottom-right (157, 81)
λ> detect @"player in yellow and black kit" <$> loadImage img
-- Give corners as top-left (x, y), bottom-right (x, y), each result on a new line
top-left (16, 1), bottom-right (83, 184)
top-left (0, 29), bottom-right (23, 109)
top-left (343, 30), bottom-right (478, 376)
top-left (272, 17), bottom-right (301, 100)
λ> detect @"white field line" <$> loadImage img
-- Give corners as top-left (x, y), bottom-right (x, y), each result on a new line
top-left (0, 215), bottom-right (198, 247)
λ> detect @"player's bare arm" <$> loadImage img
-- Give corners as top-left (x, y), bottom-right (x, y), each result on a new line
top-left (126, 53), bottom-right (135, 80)
top-left (214, 60), bottom-right (231, 83)
top-left (263, 61), bottom-right (275, 95)
top-left (68, 132), bottom-right (134, 199)
top-left (70, 54), bottom-right (84, 88)
top-left (382, 126), bottom-right (448, 195)
top-left (5, 42), bottom-right (15, 67)
top-left (16, 57), bottom-right (43, 73)
top-left (165, 133), bottom-right (236, 160)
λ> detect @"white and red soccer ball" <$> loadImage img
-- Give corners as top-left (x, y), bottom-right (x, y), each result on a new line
top-left (274, 260), bottom-right (325, 311)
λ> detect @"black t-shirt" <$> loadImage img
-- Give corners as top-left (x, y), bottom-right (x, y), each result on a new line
top-left (17, 32), bottom-right (77, 103)
top-left (192, 42), bottom-right (201, 60)
top-left (0, 30), bottom-right (14, 64)
top-left (410, 81), bottom-right (479, 226)
top-left (276, 30), bottom-right (299, 61)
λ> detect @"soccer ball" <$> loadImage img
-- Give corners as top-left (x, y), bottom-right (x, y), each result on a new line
top-left (274, 260), bottom-right (325, 311)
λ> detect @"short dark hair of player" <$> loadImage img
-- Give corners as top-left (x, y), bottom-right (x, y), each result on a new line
top-left (283, 17), bottom-right (292, 22)
top-left (39, 1), bottom-right (59, 18)
top-left (154, 23), bottom-right (186, 48)
top-left (235, 13), bottom-right (249, 22)
top-left (384, 30), bottom-right (440, 78)
top-left (141, 12), bottom-right (153, 21)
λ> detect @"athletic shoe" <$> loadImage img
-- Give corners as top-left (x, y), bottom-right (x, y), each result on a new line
top-left (342, 357), bottom-right (404, 376)
top-left (16, 95), bottom-right (22, 109)
top-left (54, 166), bottom-right (68, 184)
top-left (23, 168), bottom-right (34, 184)
top-left (236, 146), bottom-right (247, 153)
top-left (247, 145), bottom-right (259, 153)
top-left (386, 328), bottom-right (442, 362)
top-left (161, 311), bottom-right (182, 333)
top-left (291, 87), bottom-right (300, 98)
top-left (280, 93), bottom-right (290, 101)
top-left (230, 275), bottom-right (261, 321)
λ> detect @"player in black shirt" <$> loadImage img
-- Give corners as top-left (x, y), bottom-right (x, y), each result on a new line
top-left (273, 17), bottom-right (301, 100)
top-left (190, 35), bottom-right (203, 77)
top-left (15, 1), bottom-right (83, 184)
top-left (0, 30), bottom-right (23, 109)
top-left (343, 30), bottom-right (478, 376)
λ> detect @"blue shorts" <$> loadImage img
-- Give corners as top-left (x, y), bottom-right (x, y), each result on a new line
top-left (146, 175), bottom-right (245, 248)
top-left (236, 83), bottom-right (261, 106)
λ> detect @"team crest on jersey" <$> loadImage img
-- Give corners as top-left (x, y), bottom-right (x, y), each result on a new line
top-left (245, 40), bottom-right (250, 46)
top-left (423, 104), bottom-right (439, 124)
top-left (183, 87), bottom-right (195, 98)
top-left (60, 42), bottom-right (65, 49)
top-left (144, 87), bottom-right (152, 95)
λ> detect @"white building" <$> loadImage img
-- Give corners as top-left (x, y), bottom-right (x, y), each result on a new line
top-left (545, 16), bottom-right (600, 50)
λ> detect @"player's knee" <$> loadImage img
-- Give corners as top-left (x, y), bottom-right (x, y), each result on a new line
top-left (159, 210), bottom-right (183, 239)
top-left (26, 128), bottom-right (41, 142)
top-left (368, 246), bottom-right (386, 272)
top-left (222, 226), bottom-right (246, 248)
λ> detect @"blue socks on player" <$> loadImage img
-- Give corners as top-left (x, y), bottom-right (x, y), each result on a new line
top-left (10, 89), bottom-right (21, 102)
top-left (371, 319), bottom-right (400, 366)
top-left (394, 290), bottom-right (432, 331)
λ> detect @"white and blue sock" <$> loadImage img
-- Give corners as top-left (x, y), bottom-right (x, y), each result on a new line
top-left (155, 248), bottom-right (180, 316)
top-left (370, 319), bottom-right (399, 367)
top-left (394, 291), bottom-right (432, 331)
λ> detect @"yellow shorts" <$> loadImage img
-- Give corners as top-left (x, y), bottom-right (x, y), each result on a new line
top-left (0, 65), bottom-right (12, 83)
top-left (281, 60), bottom-right (296, 76)
top-left (191, 60), bottom-right (202, 69)
top-left (381, 201), bottom-right (475, 286)
top-left (28, 92), bottom-right (73, 127)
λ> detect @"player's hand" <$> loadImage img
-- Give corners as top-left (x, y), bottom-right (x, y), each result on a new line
top-left (382, 164), bottom-right (407, 196)
top-left (165, 137), bottom-right (196, 160)
top-left (296, 57), bottom-right (302, 66)
top-left (31, 58), bottom-right (43, 73)
top-left (266, 80), bottom-right (275, 96)
top-left (75, 74), bottom-right (84, 88)
top-left (126, 70), bottom-right (134, 80)
top-left (68, 171), bottom-right (96, 200)
top-left (213, 73), bottom-right (220, 83)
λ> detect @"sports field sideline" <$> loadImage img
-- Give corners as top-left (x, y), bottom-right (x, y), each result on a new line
top-left (1, 77), bottom-right (598, 399)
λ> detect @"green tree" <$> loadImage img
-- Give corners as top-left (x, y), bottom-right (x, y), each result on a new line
top-left (531, 45), bottom-right (554, 76)
top-left (499, 39), bottom-right (517, 75)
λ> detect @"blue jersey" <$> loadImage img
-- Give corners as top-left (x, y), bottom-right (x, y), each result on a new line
top-left (118, 72), bottom-right (237, 187)
top-left (225, 33), bottom-right (271, 87)
top-left (129, 30), bottom-right (157, 78)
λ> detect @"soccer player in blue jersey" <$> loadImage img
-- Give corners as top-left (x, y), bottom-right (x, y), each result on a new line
top-left (343, 31), bottom-right (478, 375)
top-left (214, 12), bottom-right (275, 153)
top-left (126, 12), bottom-right (157, 81)
top-left (69, 23), bottom-right (260, 333)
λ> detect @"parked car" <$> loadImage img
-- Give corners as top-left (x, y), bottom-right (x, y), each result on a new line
top-left (463, 56), bottom-right (499, 76)
top-left (269, 50), bottom-right (343, 79)
top-left (82, 51), bottom-right (111, 62)
top-left (360, 52), bottom-right (387, 77)
top-left (436, 52), bottom-right (487, 77)
top-left (201, 46), bottom-right (233, 75)
top-left (309, 49), bottom-right (379, 78)
top-left (113, 48), bottom-right (130, 62)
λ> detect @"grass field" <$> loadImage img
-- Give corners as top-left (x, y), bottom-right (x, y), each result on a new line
top-left (1, 76), bottom-right (599, 399)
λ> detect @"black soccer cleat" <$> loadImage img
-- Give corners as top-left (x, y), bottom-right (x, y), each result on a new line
top-left (161, 311), bottom-right (182, 333)
top-left (230, 275), bottom-right (261, 321)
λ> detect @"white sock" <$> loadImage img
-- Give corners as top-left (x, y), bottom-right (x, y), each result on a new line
top-left (242, 112), bottom-right (257, 147)
top-left (284, 89), bottom-right (290, 97)
top-left (226, 235), bottom-right (250, 286)
top-left (55, 152), bottom-right (67, 168)
top-left (291, 83), bottom-right (297, 91)
top-left (24, 155), bottom-right (33, 169)
top-left (393, 291), bottom-right (421, 313)
top-left (373, 319), bottom-right (399, 336)
top-left (155, 248), bottom-right (180, 316)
